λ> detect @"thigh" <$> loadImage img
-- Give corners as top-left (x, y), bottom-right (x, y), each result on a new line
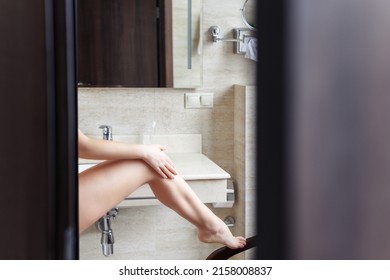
top-left (78, 159), bottom-right (155, 232)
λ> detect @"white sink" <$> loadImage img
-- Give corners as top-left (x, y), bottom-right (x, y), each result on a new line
top-left (78, 163), bottom-right (96, 173)
top-left (78, 134), bottom-right (233, 208)
top-left (78, 153), bottom-right (232, 208)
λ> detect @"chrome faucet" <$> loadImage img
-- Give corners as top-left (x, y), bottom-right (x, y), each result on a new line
top-left (96, 125), bottom-right (117, 256)
top-left (96, 208), bottom-right (118, 257)
top-left (99, 125), bottom-right (113, 141)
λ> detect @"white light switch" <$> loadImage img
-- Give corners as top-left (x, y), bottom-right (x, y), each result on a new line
top-left (185, 93), bottom-right (213, 108)
top-left (200, 94), bottom-right (213, 107)
top-left (186, 94), bottom-right (200, 107)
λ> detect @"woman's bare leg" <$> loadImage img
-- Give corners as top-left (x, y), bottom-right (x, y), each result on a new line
top-left (148, 176), bottom-right (246, 249)
top-left (79, 159), bottom-right (155, 232)
top-left (79, 159), bottom-right (246, 249)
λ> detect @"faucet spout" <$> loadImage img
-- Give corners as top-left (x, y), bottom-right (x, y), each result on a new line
top-left (99, 125), bottom-right (113, 141)
top-left (96, 208), bottom-right (118, 257)
top-left (101, 229), bottom-right (114, 256)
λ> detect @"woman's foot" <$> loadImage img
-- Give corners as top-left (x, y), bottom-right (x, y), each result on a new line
top-left (198, 220), bottom-right (246, 249)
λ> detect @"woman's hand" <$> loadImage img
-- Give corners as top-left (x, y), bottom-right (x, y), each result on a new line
top-left (141, 144), bottom-right (178, 179)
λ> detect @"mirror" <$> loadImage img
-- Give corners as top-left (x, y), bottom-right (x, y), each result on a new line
top-left (241, 0), bottom-right (256, 30)
top-left (76, 0), bottom-right (202, 88)
top-left (171, 0), bottom-right (202, 88)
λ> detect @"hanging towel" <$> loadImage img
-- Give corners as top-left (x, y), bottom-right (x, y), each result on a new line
top-left (245, 38), bottom-right (257, 62)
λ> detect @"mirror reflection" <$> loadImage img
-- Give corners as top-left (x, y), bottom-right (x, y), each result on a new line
top-left (76, 0), bottom-right (202, 88)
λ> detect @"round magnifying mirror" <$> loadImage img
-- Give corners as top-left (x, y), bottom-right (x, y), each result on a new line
top-left (241, 0), bottom-right (256, 30)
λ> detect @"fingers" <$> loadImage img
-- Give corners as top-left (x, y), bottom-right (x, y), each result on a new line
top-left (159, 161), bottom-right (178, 179)
top-left (152, 159), bottom-right (178, 179)
top-left (145, 144), bottom-right (178, 179)
top-left (163, 164), bottom-right (178, 179)
top-left (158, 153), bottom-right (177, 179)
top-left (154, 167), bottom-right (175, 179)
top-left (154, 167), bottom-right (168, 179)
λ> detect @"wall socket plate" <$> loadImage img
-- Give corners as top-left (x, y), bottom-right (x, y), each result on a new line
top-left (185, 93), bottom-right (214, 108)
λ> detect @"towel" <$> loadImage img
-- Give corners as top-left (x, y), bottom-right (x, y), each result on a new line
top-left (244, 38), bottom-right (257, 62)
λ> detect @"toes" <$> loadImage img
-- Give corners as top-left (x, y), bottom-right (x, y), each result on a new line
top-left (237, 236), bottom-right (247, 243)
top-left (237, 236), bottom-right (246, 241)
top-left (235, 236), bottom-right (247, 248)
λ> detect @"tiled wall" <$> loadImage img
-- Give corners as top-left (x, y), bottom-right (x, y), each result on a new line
top-left (234, 85), bottom-right (257, 259)
top-left (78, 0), bottom-right (256, 260)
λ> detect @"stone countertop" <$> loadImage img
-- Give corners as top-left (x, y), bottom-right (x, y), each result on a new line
top-left (79, 152), bottom-right (230, 181)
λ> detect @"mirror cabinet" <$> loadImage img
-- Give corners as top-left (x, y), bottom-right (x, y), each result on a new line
top-left (76, 0), bottom-right (202, 88)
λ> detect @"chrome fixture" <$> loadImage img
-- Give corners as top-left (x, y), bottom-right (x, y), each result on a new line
top-left (224, 216), bottom-right (236, 227)
top-left (96, 125), bottom-right (118, 256)
top-left (99, 125), bottom-right (113, 141)
top-left (96, 208), bottom-right (119, 257)
top-left (209, 25), bottom-right (242, 43)
top-left (209, 1), bottom-right (256, 55)
top-left (209, 26), bottom-right (256, 54)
